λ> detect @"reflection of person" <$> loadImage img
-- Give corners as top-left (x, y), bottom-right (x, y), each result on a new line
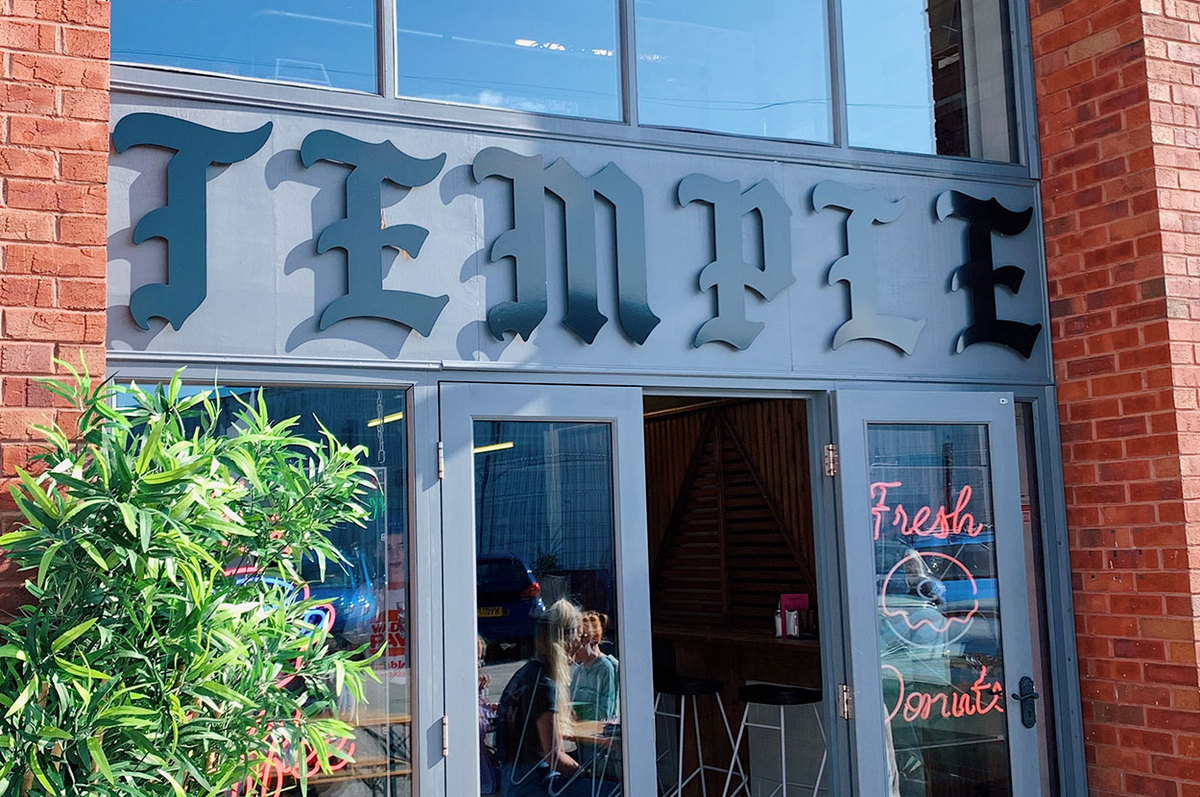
top-left (570, 611), bottom-right (618, 721)
top-left (479, 636), bottom-right (500, 795)
top-left (496, 599), bottom-right (590, 797)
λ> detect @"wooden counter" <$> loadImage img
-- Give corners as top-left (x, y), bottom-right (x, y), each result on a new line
top-left (654, 625), bottom-right (821, 690)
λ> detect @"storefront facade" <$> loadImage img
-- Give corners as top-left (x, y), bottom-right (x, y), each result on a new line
top-left (7, 0), bottom-right (1200, 794)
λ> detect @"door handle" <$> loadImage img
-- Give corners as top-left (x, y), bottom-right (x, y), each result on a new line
top-left (1010, 676), bottom-right (1039, 728)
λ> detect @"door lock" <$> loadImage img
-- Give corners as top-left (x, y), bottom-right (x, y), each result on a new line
top-left (1010, 676), bottom-right (1039, 728)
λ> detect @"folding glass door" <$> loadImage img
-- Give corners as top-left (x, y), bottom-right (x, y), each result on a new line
top-left (439, 383), bottom-right (655, 796)
top-left (835, 391), bottom-right (1047, 796)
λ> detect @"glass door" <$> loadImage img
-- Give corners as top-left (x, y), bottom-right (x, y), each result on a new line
top-left (439, 383), bottom-right (654, 797)
top-left (834, 391), bottom-right (1045, 796)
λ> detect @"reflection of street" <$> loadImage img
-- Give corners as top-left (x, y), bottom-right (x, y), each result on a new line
top-left (480, 659), bottom-right (524, 706)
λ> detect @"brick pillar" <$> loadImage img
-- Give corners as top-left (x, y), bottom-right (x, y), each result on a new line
top-left (0, 0), bottom-right (109, 611)
top-left (1033, 0), bottom-right (1200, 793)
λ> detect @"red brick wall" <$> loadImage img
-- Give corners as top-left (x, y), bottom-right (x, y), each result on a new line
top-left (1033, 0), bottom-right (1200, 793)
top-left (0, 0), bottom-right (109, 610)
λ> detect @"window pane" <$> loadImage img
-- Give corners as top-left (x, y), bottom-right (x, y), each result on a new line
top-left (111, 1), bottom-right (378, 93)
top-left (867, 424), bottom-right (1012, 795)
top-left (843, 0), bottom-right (1016, 160)
top-left (473, 420), bottom-right (625, 795)
top-left (120, 385), bottom-right (414, 793)
top-left (396, 0), bottom-right (621, 120)
top-left (635, 0), bottom-right (832, 142)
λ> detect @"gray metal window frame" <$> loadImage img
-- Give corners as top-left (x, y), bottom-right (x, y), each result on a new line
top-left (109, 0), bottom-right (1042, 182)
top-left (105, 354), bottom-right (1088, 794)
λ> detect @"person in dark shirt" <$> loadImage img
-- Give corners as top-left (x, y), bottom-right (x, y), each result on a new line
top-left (495, 599), bottom-right (591, 797)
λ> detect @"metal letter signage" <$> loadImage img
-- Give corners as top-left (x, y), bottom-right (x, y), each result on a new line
top-left (111, 113), bottom-right (1049, 367)
top-left (936, 191), bottom-right (1043, 359)
top-left (472, 148), bottom-right (660, 344)
top-left (813, 181), bottom-right (926, 355)
top-left (678, 176), bottom-right (794, 350)
top-left (300, 130), bottom-right (450, 336)
top-left (112, 113), bottom-right (272, 330)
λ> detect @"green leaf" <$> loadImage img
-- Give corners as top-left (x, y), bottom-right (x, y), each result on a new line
top-left (27, 749), bottom-right (56, 795)
top-left (15, 467), bottom-right (57, 518)
top-left (87, 736), bottom-right (114, 783)
top-left (51, 618), bottom-right (96, 654)
top-left (134, 416), bottom-right (165, 475)
top-left (118, 502), bottom-right (138, 538)
top-left (37, 725), bottom-right (72, 741)
top-left (5, 678), bottom-right (35, 719)
top-left (0, 646), bottom-right (27, 662)
top-left (54, 657), bottom-right (110, 680)
top-left (138, 510), bottom-right (153, 552)
top-left (36, 541), bottom-right (62, 589)
top-left (142, 463), bottom-right (202, 485)
top-left (158, 768), bottom-right (186, 797)
top-left (195, 681), bottom-right (250, 705)
top-left (76, 539), bottom-right (109, 571)
top-left (0, 528), bottom-right (39, 547)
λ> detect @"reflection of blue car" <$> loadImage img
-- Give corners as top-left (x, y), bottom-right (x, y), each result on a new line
top-left (303, 550), bottom-right (382, 649)
top-left (912, 532), bottom-right (999, 617)
top-left (477, 554), bottom-right (545, 657)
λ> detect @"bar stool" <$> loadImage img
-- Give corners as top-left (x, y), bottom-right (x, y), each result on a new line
top-left (653, 641), bottom-right (743, 797)
top-left (655, 675), bottom-right (741, 797)
top-left (720, 684), bottom-right (825, 797)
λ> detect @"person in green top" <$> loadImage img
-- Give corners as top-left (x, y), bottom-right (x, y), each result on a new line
top-left (570, 611), bottom-right (619, 721)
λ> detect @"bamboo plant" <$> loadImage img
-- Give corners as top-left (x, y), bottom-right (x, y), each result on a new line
top-left (0, 365), bottom-right (380, 796)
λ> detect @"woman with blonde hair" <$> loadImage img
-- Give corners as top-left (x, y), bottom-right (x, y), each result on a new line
top-left (495, 599), bottom-right (591, 796)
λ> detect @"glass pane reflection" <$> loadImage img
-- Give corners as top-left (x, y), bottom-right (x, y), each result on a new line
top-left (474, 420), bottom-right (623, 796)
top-left (119, 386), bottom-right (414, 796)
top-left (396, 0), bottom-right (621, 120)
top-left (843, 0), bottom-right (1016, 160)
top-left (635, 0), bottom-right (832, 142)
top-left (112, 1), bottom-right (377, 93)
top-left (867, 423), bottom-right (1012, 796)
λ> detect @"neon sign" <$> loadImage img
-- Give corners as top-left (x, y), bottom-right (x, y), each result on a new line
top-left (870, 481), bottom-right (985, 540)
top-left (879, 551), bottom-right (979, 643)
top-left (222, 567), bottom-right (354, 797)
top-left (882, 664), bottom-right (1005, 724)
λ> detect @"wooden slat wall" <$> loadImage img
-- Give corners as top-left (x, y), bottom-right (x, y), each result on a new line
top-left (725, 401), bottom-right (815, 576)
top-left (644, 410), bottom-right (707, 564)
top-left (646, 399), bottom-right (817, 629)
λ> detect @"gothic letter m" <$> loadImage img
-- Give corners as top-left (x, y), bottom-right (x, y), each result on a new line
top-left (473, 148), bottom-right (661, 345)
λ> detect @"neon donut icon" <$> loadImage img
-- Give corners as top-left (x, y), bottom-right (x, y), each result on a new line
top-left (880, 551), bottom-right (979, 644)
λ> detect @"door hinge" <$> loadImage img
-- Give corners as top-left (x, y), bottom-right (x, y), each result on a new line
top-left (441, 715), bottom-right (449, 758)
top-left (823, 443), bottom-right (839, 478)
top-left (437, 441), bottom-right (444, 481)
top-left (838, 683), bottom-right (854, 720)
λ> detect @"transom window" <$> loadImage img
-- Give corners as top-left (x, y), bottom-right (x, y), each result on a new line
top-left (112, 0), bottom-right (1018, 161)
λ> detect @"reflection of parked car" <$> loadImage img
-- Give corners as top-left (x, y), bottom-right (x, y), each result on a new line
top-left (302, 549), bottom-right (382, 649)
top-left (910, 532), bottom-right (999, 617)
top-left (476, 554), bottom-right (545, 658)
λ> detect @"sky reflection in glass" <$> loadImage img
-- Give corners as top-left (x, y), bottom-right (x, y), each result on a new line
top-left (111, 1), bottom-right (377, 93)
top-left (843, 0), bottom-right (1016, 161)
top-left (396, 0), bottom-right (622, 120)
top-left (635, 0), bottom-right (832, 143)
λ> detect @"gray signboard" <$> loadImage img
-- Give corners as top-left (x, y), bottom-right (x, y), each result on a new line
top-left (107, 94), bottom-right (1052, 384)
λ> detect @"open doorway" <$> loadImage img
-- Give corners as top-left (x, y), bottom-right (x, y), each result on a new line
top-left (644, 396), bottom-right (830, 796)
